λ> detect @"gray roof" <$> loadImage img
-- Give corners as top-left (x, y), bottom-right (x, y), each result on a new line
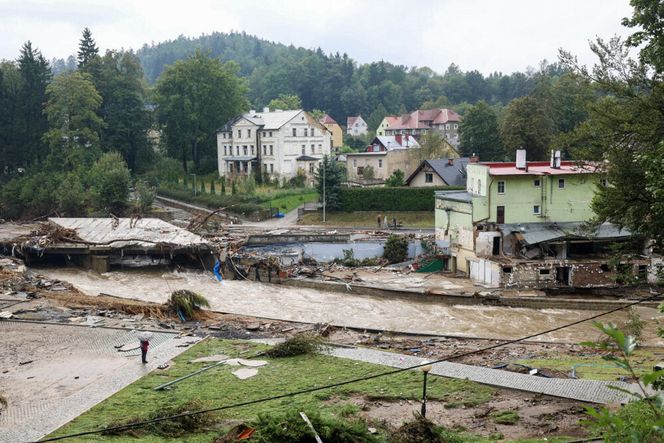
top-left (407, 158), bottom-right (470, 186)
top-left (243, 109), bottom-right (302, 130)
top-left (434, 190), bottom-right (473, 203)
top-left (499, 222), bottom-right (632, 245)
top-left (296, 155), bottom-right (319, 161)
top-left (374, 135), bottom-right (420, 150)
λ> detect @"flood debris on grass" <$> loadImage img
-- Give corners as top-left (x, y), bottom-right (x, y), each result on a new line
top-left (265, 332), bottom-right (325, 358)
top-left (101, 399), bottom-right (215, 438)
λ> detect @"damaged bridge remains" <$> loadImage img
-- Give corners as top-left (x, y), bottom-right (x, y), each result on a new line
top-left (9, 218), bottom-right (214, 272)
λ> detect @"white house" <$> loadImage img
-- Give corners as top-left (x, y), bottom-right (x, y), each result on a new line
top-left (346, 115), bottom-right (368, 136)
top-left (217, 108), bottom-right (332, 184)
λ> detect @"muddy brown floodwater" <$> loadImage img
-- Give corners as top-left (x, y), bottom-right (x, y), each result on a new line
top-left (38, 268), bottom-right (664, 345)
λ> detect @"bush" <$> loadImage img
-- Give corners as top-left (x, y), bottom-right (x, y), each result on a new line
top-left (133, 180), bottom-right (156, 213)
top-left (102, 399), bottom-right (214, 437)
top-left (89, 152), bottom-right (131, 214)
top-left (339, 186), bottom-right (463, 212)
top-left (167, 289), bottom-right (210, 319)
top-left (265, 333), bottom-right (325, 358)
top-left (383, 235), bottom-right (409, 264)
top-left (385, 169), bottom-right (405, 187)
top-left (251, 408), bottom-right (380, 443)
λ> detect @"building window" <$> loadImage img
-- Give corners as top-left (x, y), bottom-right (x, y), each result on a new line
top-left (236, 146), bottom-right (240, 155)
top-left (533, 178), bottom-right (541, 187)
top-left (270, 164), bottom-right (274, 173)
top-left (229, 163), bottom-right (234, 173)
top-left (222, 133), bottom-right (226, 139)
top-left (533, 205), bottom-right (541, 215)
top-left (378, 159), bottom-right (383, 168)
top-left (248, 129), bottom-right (251, 138)
top-left (269, 131), bottom-right (272, 137)
top-left (304, 128), bottom-right (308, 137)
top-left (454, 124), bottom-right (458, 129)
top-left (263, 145), bottom-right (266, 155)
top-left (309, 163), bottom-right (314, 174)
top-left (269, 145), bottom-right (273, 156)
top-left (311, 144), bottom-right (315, 154)
top-left (301, 145), bottom-right (305, 155)
top-left (425, 172), bottom-right (433, 183)
top-left (446, 124), bottom-right (450, 129)
top-left (318, 144), bottom-right (322, 152)
top-left (223, 146), bottom-right (227, 156)
top-left (497, 180), bottom-right (505, 194)
top-left (600, 178), bottom-right (607, 187)
top-left (243, 146), bottom-right (248, 155)
top-left (250, 145), bottom-right (254, 155)
top-left (263, 164), bottom-right (267, 172)
top-left (311, 128), bottom-right (315, 136)
top-left (558, 178), bottom-right (565, 189)
top-left (237, 129), bottom-right (241, 138)
top-left (292, 128), bottom-right (297, 137)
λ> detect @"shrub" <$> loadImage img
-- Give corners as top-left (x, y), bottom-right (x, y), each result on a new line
top-left (251, 408), bottom-right (380, 443)
top-left (102, 399), bottom-right (214, 437)
top-left (167, 290), bottom-right (210, 319)
top-left (383, 235), bottom-right (409, 264)
top-left (89, 152), bottom-right (131, 215)
top-left (489, 410), bottom-right (520, 425)
top-left (385, 169), bottom-right (405, 187)
top-left (265, 332), bottom-right (325, 358)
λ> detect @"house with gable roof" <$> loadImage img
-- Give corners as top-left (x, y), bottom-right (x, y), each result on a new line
top-left (346, 115), bottom-right (368, 136)
top-left (217, 107), bottom-right (332, 185)
top-left (383, 108), bottom-right (462, 147)
top-left (406, 157), bottom-right (473, 187)
top-left (319, 114), bottom-right (343, 148)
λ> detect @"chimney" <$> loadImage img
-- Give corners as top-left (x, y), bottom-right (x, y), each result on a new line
top-left (447, 158), bottom-right (454, 166)
top-left (469, 154), bottom-right (480, 163)
top-left (395, 134), bottom-right (403, 146)
top-left (554, 150), bottom-right (561, 168)
top-left (516, 149), bottom-right (527, 169)
top-left (263, 107), bottom-right (270, 113)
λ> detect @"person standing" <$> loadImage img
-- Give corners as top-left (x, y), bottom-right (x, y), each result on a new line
top-left (140, 339), bottom-right (149, 364)
top-left (377, 214), bottom-right (382, 228)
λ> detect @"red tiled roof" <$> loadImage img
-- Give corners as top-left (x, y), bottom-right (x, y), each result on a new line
top-left (320, 114), bottom-right (337, 125)
top-left (480, 161), bottom-right (597, 176)
top-left (347, 116), bottom-right (360, 126)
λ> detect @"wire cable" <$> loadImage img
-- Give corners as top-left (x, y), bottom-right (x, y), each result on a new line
top-left (37, 294), bottom-right (662, 442)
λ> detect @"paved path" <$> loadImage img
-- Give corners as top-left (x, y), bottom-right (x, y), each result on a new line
top-left (325, 346), bottom-right (641, 405)
top-left (0, 320), bottom-right (200, 443)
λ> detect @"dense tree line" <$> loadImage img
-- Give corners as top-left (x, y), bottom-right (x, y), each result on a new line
top-left (78, 31), bottom-right (541, 124)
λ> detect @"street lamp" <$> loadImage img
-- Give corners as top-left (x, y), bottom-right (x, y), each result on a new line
top-left (420, 361), bottom-right (433, 418)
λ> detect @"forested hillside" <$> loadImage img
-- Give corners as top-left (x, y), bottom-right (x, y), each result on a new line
top-left (132, 31), bottom-right (542, 123)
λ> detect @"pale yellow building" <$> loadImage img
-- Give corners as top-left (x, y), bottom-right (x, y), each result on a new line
top-left (319, 114), bottom-right (343, 149)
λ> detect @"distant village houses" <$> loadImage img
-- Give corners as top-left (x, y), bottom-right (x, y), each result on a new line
top-left (435, 149), bottom-right (650, 289)
top-left (377, 108), bottom-right (462, 148)
top-left (319, 114), bottom-right (343, 149)
top-left (217, 108), bottom-right (332, 185)
top-left (346, 115), bottom-right (368, 136)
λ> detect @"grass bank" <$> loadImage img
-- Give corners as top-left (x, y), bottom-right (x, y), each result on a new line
top-left (49, 339), bottom-right (495, 442)
top-left (299, 211), bottom-right (435, 228)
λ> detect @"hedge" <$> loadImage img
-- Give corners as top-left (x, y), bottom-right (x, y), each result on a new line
top-left (157, 187), bottom-right (270, 220)
top-left (338, 186), bottom-right (464, 211)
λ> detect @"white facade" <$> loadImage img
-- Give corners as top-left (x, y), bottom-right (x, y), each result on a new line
top-left (217, 109), bottom-right (332, 184)
top-left (347, 115), bottom-right (368, 136)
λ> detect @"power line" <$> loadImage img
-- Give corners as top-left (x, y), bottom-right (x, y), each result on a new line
top-left (37, 294), bottom-right (661, 442)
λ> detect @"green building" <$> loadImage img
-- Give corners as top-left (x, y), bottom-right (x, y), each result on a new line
top-left (435, 150), bottom-right (646, 288)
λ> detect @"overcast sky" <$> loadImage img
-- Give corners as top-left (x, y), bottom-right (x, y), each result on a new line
top-left (0, 0), bottom-right (634, 75)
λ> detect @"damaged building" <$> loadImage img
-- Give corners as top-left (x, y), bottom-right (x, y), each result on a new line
top-left (435, 150), bottom-right (650, 289)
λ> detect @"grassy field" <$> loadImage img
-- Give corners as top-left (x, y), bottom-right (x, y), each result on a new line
top-left (516, 348), bottom-right (663, 381)
top-left (299, 211), bottom-right (435, 228)
top-left (49, 339), bottom-right (495, 442)
top-left (259, 191), bottom-right (318, 213)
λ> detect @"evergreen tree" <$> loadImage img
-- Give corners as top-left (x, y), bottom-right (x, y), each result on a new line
top-left (17, 41), bottom-right (51, 167)
top-left (315, 155), bottom-right (342, 211)
top-left (77, 27), bottom-right (100, 73)
top-left (499, 96), bottom-right (554, 161)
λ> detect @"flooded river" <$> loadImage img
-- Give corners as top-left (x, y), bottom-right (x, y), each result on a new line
top-left (39, 267), bottom-right (664, 345)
